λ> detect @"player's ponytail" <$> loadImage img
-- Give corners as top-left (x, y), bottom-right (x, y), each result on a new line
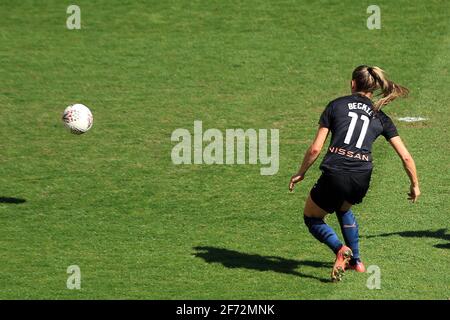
top-left (352, 65), bottom-right (409, 111)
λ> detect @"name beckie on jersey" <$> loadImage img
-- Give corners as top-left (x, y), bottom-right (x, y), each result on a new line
top-left (348, 102), bottom-right (373, 116)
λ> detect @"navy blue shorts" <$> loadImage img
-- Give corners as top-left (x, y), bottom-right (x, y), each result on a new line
top-left (310, 170), bottom-right (372, 213)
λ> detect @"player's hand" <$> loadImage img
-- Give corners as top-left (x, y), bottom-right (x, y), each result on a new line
top-left (408, 185), bottom-right (420, 203)
top-left (289, 173), bottom-right (305, 192)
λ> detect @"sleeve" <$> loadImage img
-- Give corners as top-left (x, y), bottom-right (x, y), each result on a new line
top-left (318, 101), bottom-right (334, 128)
top-left (380, 113), bottom-right (399, 140)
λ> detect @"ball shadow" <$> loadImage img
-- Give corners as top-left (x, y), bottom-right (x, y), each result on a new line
top-left (0, 197), bottom-right (26, 204)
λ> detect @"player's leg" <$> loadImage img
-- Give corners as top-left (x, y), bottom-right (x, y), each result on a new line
top-left (304, 172), bottom-right (354, 281)
top-left (337, 201), bottom-right (358, 260)
top-left (303, 195), bottom-right (353, 282)
top-left (337, 170), bottom-right (372, 272)
top-left (336, 202), bottom-right (365, 272)
top-left (303, 195), bottom-right (343, 254)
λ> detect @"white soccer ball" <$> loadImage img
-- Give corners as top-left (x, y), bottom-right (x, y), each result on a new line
top-left (62, 104), bottom-right (93, 134)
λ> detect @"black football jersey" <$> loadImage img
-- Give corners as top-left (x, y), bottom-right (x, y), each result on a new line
top-left (318, 94), bottom-right (398, 173)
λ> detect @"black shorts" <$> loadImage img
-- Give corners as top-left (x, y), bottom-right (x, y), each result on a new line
top-left (310, 170), bottom-right (372, 213)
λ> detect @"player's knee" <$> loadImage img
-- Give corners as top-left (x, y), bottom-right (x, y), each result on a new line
top-left (303, 215), bottom-right (324, 229)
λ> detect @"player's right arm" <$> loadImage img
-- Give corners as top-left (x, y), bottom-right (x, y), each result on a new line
top-left (289, 125), bottom-right (329, 192)
top-left (389, 136), bottom-right (420, 202)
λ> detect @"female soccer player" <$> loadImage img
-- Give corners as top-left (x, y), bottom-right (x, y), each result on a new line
top-left (289, 65), bottom-right (420, 282)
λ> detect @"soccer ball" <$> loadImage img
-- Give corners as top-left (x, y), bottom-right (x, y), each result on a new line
top-left (62, 104), bottom-right (93, 134)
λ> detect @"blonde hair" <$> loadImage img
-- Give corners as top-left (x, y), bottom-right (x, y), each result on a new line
top-left (352, 65), bottom-right (409, 110)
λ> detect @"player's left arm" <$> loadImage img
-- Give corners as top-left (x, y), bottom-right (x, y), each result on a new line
top-left (289, 126), bottom-right (329, 191)
top-left (388, 136), bottom-right (421, 202)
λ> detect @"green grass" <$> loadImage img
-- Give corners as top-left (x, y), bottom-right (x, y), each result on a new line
top-left (0, 0), bottom-right (449, 299)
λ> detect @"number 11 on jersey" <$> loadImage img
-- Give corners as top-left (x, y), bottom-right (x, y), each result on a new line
top-left (344, 111), bottom-right (370, 148)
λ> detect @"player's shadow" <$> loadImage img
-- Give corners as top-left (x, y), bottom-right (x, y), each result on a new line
top-left (0, 197), bottom-right (26, 204)
top-left (364, 228), bottom-right (450, 249)
top-left (193, 246), bottom-right (332, 283)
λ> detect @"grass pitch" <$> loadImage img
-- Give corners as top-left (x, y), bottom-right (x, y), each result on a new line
top-left (0, 0), bottom-right (449, 299)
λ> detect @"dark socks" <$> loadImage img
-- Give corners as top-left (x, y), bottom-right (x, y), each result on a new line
top-left (336, 209), bottom-right (360, 261)
top-left (304, 215), bottom-right (343, 254)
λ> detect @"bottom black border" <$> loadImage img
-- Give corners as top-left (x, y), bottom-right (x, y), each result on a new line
top-left (1, 300), bottom-right (447, 318)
